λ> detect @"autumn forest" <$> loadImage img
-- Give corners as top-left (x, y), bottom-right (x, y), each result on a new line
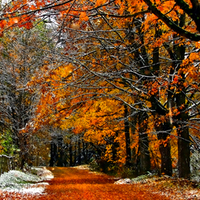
top-left (0, 0), bottom-right (200, 181)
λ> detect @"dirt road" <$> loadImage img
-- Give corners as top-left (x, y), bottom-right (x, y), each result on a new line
top-left (2, 167), bottom-right (188, 200)
top-left (37, 167), bottom-right (171, 200)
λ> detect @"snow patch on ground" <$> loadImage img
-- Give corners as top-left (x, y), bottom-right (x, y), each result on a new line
top-left (0, 168), bottom-right (54, 196)
top-left (114, 175), bottom-right (200, 200)
top-left (2, 185), bottom-right (45, 195)
top-left (114, 178), bottom-right (132, 184)
top-left (36, 167), bottom-right (54, 180)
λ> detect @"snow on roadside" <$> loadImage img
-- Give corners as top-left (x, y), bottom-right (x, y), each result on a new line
top-left (0, 168), bottom-right (54, 196)
top-left (36, 167), bottom-right (54, 180)
top-left (114, 178), bottom-right (132, 184)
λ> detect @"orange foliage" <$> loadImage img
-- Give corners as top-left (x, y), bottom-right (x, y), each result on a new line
top-left (8, 0), bottom-right (200, 176)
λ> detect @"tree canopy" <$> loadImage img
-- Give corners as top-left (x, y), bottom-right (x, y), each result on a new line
top-left (0, 0), bottom-right (200, 179)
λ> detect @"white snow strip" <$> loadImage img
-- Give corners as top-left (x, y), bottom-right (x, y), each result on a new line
top-left (2, 186), bottom-right (45, 195)
top-left (0, 168), bottom-right (53, 196)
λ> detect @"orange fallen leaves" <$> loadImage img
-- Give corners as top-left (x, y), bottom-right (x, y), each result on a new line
top-left (3, 167), bottom-right (199, 200)
top-left (0, 167), bottom-right (172, 200)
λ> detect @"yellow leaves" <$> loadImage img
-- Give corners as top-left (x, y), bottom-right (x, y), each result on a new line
top-left (189, 52), bottom-right (200, 62)
top-left (195, 41), bottom-right (200, 49)
top-left (58, 63), bottom-right (73, 78)
top-left (192, 83), bottom-right (199, 90)
top-left (127, 0), bottom-right (147, 14)
top-left (79, 12), bottom-right (89, 22)
top-left (183, 82), bottom-right (188, 88)
top-left (95, 0), bottom-right (107, 7)
top-left (180, 59), bottom-right (190, 68)
top-left (32, 62), bottom-right (75, 128)
top-left (104, 145), bottom-right (113, 162)
top-left (142, 13), bottom-right (158, 33)
top-left (172, 108), bottom-right (180, 116)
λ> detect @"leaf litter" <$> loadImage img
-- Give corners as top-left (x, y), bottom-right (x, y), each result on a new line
top-left (1, 166), bottom-right (200, 200)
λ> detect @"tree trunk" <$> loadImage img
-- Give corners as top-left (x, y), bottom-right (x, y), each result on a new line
top-left (74, 139), bottom-right (77, 166)
top-left (112, 131), bottom-right (119, 161)
top-left (69, 140), bottom-right (73, 166)
top-left (173, 26), bottom-right (190, 178)
top-left (137, 133), bottom-right (151, 175)
top-left (176, 92), bottom-right (190, 178)
top-left (137, 112), bottom-right (151, 175)
top-left (57, 135), bottom-right (64, 166)
top-left (83, 141), bottom-right (88, 164)
top-left (78, 137), bottom-right (81, 165)
top-left (157, 123), bottom-right (172, 176)
top-left (124, 104), bottom-right (131, 166)
top-left (50, 140), bottom-right (57, 167)
top-left (130, 113), bottom-right (137, 167)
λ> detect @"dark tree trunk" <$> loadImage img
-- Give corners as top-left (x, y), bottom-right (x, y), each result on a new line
top-left (124, 105), bottom-right (131, 166)
top-left (82, 141), bottom-right (88, 164)
top-left (137, 112), bottom-right (151, 175)
top-left (176, 92), bottom-right (190, 178)
top-left (129, 108), bottom-right (138, 169)
top-left (19, 134), bottom-right (28, 169)
top-left (74, 140), bottom-right (77, 166)
top-left (178, 127), bottom-right (190, 178)
top-left (137, 133), bottom-right (151, 175)
top-left (173, 24), bottom-right (190, 178)
top-left (50, 140), bottom-right (57, 167)
top-left (57, 135), bottom-right (64, 166)
top-left (63, 143), bottom-right (68, 166)
top-left (150, 23), bottom-right (172, 176)
top-left (69, 140), bottom-right (73, 166)
top-left (157, 123), bottom-right (172, 176)
top-left (78, 137), bottom-right (81, 165)
top-left (112, 131), bottom-right (119, 161)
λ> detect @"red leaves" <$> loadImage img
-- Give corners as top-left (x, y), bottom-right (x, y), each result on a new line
top-left (173, 75), bottom-right (179, 84)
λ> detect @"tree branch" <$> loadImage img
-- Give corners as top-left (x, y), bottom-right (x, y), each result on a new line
top-left (143, 0), bottom-right (200, 41)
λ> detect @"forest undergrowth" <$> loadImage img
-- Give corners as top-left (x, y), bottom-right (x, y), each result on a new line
top-left (0, 167), bottom-right (200, 200)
